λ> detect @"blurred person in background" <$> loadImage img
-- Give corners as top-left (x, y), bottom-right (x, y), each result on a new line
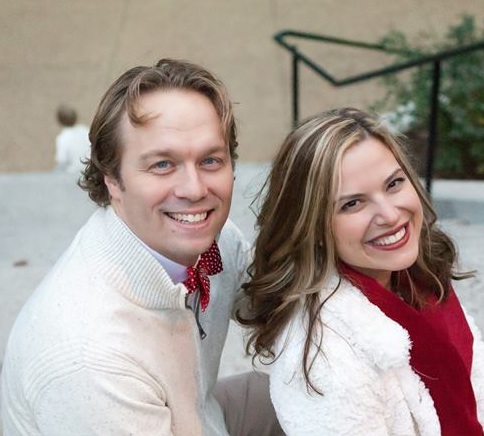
top-left (54, 104), bottom-right (90, 175)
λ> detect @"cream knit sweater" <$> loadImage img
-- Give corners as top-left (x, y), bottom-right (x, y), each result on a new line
top-left (2, 207), bottom-right (250, 435)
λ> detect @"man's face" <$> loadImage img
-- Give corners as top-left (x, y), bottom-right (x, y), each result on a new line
top-left (105, 89), bottom-right (234, 266)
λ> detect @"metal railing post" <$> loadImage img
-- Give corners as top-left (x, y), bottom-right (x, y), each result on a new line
top-left (425, 60), bottom-right (441, 194)
top-left (292, 53), bottom-right (300, 128)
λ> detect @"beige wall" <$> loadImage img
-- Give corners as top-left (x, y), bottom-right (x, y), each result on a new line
top-left (1, 0), bottom-right (484, 172)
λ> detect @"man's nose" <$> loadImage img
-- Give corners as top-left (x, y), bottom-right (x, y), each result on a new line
top-left (173, 167), bottom-right (208, 201)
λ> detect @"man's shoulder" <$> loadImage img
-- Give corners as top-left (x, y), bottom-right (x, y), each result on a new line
top-left (218, 219), bottom-right (250, 256)
top-left (213, 220), bottom-right (249, 281)
top-left (220, 218), bottom-right (245, 240)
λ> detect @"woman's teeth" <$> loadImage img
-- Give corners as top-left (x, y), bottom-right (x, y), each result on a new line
top-left (373, 227), bottom-right (406, 246)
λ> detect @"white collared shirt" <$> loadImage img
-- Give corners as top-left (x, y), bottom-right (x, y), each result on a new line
top-left (144, 244), bottom-right (190, 284)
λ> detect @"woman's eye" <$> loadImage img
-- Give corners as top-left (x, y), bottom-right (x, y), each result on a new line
top-left (388, 177), bottom-right (405, 190)
top-left (341, 199), bottom-right (359, 212)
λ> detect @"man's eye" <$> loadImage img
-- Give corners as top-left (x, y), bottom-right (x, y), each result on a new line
top-left (202, 157), bottom-right (221, 167)
top-left (154, 161), bottom-right (170, 170)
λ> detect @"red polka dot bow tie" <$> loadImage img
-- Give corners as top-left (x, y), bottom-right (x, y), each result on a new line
top-left (183, 241), bottom-right (223, 312)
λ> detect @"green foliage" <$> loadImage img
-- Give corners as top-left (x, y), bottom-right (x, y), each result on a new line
top-left (373, 15), bottom-right (484, 179)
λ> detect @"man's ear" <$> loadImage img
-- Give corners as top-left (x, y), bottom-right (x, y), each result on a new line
top-left (104, 174), bottom-right (122, 200)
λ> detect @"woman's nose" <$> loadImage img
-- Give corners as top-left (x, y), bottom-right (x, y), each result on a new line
top-left (373, 199), bottom-right (399, 226)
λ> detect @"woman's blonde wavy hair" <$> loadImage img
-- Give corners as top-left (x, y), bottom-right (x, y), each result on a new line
top-left (238, 107), bottom-right (471, 393)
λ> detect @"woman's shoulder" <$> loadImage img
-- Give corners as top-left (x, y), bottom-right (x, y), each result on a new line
top-left (275, 273), bottom-right (412, 371)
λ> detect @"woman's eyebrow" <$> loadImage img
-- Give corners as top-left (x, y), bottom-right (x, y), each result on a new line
top-left (334, 168), bottom-right (403, 204)
top-left (384, 168), bottom-right (404, 185)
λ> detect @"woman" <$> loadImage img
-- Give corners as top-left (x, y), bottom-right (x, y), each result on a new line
top-left (239, 108), bottom-right (484, 435)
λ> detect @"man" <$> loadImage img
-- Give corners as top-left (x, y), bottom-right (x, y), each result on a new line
top-left (2, 59), bottom-right (280, 435)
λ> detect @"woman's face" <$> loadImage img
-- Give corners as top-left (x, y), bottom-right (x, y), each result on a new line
top-left (332, 137), bottom-right (423, 288)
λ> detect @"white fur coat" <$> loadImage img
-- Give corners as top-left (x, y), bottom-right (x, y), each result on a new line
top-left (270, 274), bottom-right (484, 435)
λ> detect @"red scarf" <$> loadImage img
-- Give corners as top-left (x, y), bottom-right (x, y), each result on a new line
top-left (339, 264), bottom-right (482, 435)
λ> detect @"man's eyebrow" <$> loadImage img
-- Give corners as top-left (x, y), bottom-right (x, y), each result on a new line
top-left (198, 143), bottom-right (230, 155)
top-left (139, 143), bottom-right (228, 162)
top-left (139, 150), bottom-right (172, 162)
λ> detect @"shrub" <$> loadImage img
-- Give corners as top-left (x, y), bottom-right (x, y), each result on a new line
top-left (373, 14), bottom-right (484, 179)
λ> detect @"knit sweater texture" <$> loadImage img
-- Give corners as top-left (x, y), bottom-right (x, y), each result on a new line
top-left (1, 207), bottom-right (250, 436)
top-left (270, 273), bottom-right (484, 436)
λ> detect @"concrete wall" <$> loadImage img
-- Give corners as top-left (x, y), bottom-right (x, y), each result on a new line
top-left (1, 0), bottom-right (484, 172)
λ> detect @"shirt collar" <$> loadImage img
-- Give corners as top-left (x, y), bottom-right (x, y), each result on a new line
top-left (146, 244), bottom-right (190, 284)
top-left (115, 214), bottom-right (190, 284)
top-left (126, 226), bottom-right (188, 285)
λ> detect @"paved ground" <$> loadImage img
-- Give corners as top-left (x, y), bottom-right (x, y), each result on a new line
top-left (1, 164), bottom-right (483, 430)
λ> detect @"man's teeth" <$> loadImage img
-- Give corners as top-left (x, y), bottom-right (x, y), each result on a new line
top-left (169, 212), bottom-right (207, 223)
top-left (373, 227), bottom-right (406, 246)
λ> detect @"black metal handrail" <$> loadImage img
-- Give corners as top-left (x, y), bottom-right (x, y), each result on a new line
top-left (274, 30), bottom-right (484, 193)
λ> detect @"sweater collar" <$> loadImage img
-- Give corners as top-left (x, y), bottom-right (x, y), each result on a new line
top-left (81, 207), bottom-right (188, 310)
top-left (117, 218), bottom-right (188, 285)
